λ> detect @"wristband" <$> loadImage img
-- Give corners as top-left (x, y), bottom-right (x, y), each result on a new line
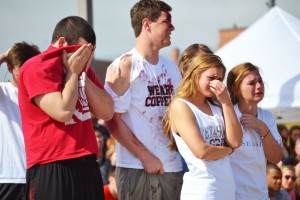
top-left (261, 129), bottom-right (270, 140)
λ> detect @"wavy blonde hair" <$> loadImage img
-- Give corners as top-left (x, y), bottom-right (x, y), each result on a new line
top-left (281, 165), bottom-right (295, 175)
top-left (164, 53), bottom-right (225, 151)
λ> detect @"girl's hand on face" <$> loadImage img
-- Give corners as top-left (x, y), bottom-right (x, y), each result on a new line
top-left (209, 80), bottom-right (230, 104)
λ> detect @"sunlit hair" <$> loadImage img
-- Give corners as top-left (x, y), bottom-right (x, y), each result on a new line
top-left (130, 0), bottom-right (172, 37)
top-left (178, 43), bottom-right (213, 76)
top-left (281, 165), bottom-right (295, 175)
top-left (6, 42), bottom-right (40, 70)
top-left (281, 165), bottom-right (296, 192)
top-left (164, 53), bottom-right (226, 151)
top-left (226, 62), bottom-right (261, 105)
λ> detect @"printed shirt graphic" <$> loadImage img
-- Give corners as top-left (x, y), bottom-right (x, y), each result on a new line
top-left (18, 45), bottom-right (102, 169)
top-left (172, 98), bottom-right (235, 200)
top-left (105, 48), bottom-right (183, 172)
top-left (229, 104), bottom-right (282, 200)
top-left (66, 72), bottom-right (91, 124)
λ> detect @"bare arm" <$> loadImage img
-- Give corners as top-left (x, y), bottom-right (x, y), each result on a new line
top-left (34, 44), bottom-right (93, 122)
top-left (209, 80), bottom-right (243, 148)
top-left (81, 48), bottom-right (113, 120)
top-left (0, 48), bottom-right (10, 65)
top-left (105, 56), bottom-right (164, 174)
top-left (106, 113), bottom-right (164, 174)
top-left (240, 114), bottom-right (283, 164)
top-left (85, 77), bottom-right (114, 121)
top-left (171, 100), bottom-right (233, 160)
top-left (222, 103), bottom-right (243, 148)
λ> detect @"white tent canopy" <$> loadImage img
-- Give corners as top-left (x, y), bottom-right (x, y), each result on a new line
top-left (216, 6), bottom-right (300, 123)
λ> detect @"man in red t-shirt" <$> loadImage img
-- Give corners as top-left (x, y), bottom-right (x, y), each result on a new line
top-left (18, 16), bottom-right (114, 200)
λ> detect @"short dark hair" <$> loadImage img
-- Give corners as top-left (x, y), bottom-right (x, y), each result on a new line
top-left (130, 0), bottom-right (172, 37)
top-left (266, 162), bottom-right (281, 174)
top-left (51, 16), bottom-right (96, 45)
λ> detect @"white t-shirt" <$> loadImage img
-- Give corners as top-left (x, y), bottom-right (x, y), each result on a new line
top-left (172, 98), bottom-right (235, 200)
top-left (104, 48), bottom-right (183, 172)
top-left (0, 82), bottom-right (26, 183)
top-left (230, 104), bottom-right (282, 200)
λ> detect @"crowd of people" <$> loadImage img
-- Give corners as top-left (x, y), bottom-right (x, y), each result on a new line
top-left (271, 124), bottom-right (300, 200)
top-left (0, 0), bottom-right (299, 200)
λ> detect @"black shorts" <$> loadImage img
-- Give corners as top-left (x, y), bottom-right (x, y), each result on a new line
top-left (25, 154), bottom-right (104, 200)
top-left (0, 183), bottom-right (26, 200)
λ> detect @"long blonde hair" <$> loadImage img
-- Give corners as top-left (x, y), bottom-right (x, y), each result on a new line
top-left (164, 53), bottom-right (226, 151)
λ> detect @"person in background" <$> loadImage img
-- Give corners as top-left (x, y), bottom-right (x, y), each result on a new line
top-left (105, 137), bottom-right (117, 167)
top-left (0, 42), bottom-right (40, 200)
top-left (277, 124), bottom-right (290, 160)
top-left (227, 62), bottom-right (283, 200)
top-left (164, 51), bottom-right (242, 199)
top-left (18, 16), bottom-right (114, 200)
top-left (104, 1), bottom-right (184, 199)
top-left (281, 165), bottom-right (297, 200)
top-left (267, 163), bottom-right (291, 200)
top-left (94, 124), bottom-right (105, 162)
top-left (96, 124), bottom-right (117, 185)
top-left (103, 167), bottom-right (118, 200)
top-left (170, 47), bottom-right (180, 65)
top-left (289, 126), bottom-right (300, 156)
top-left (94, 123), bottom-right (110, 184)
top-left (176, 43), bottom-right (214, 173)
top-left (283, 138), bottom-right (300, 166)
top-left (294, 176), bottom-right (300, 200)
top-left (177, 43), bottom-right (213, 76)
top-left (93, 118), bottom-right (113, 185)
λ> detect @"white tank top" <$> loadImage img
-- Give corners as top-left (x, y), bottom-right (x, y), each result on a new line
top-left (172, 98), bottom-right (235, 200)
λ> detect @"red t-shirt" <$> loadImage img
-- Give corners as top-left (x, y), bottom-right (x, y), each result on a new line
top-left (18, 45), bottom-right (104, 169)
top-left (104, 185), bottom-right (118, 200)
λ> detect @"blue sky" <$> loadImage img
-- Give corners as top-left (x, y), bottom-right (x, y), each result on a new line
top-left (1, 0), bottom-right (300, 81)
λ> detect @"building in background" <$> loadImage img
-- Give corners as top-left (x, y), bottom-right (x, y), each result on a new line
top-left (218, 27), bottom-right (245, 49)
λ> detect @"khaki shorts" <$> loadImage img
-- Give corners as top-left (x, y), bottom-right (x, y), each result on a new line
top-left (116, 167), bottom-right (183, 200)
